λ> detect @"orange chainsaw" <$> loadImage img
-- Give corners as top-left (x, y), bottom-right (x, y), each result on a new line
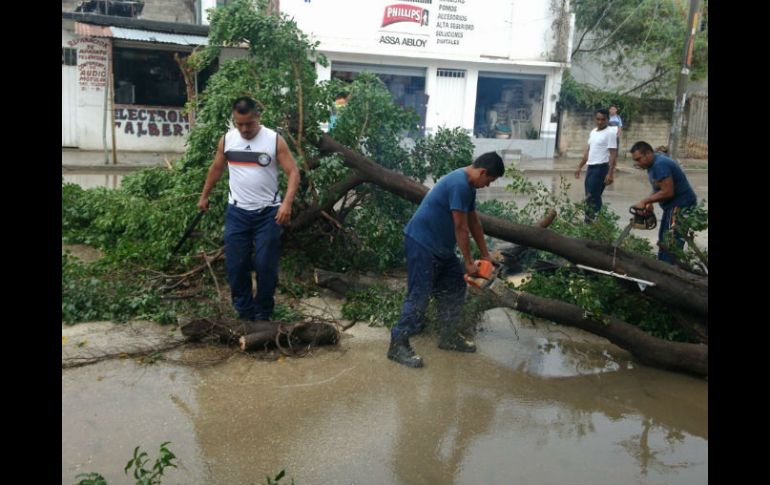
top-left (463, 259), bottom-right (503, 289)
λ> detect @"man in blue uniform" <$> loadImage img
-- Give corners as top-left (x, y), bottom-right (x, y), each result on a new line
top-left (387, 152), bottom-right (506, 368)
top-left (629, 141), bottom-right (697, 264)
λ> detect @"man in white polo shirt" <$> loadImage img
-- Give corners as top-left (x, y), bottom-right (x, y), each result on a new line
top-left (574, 108), bottom-right (617, 222)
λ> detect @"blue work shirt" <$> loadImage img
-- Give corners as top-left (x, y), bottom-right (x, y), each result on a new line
top-left (405, 168), bottom-right (476, 258)
top-left (648, 154), bottom-right (697, 210)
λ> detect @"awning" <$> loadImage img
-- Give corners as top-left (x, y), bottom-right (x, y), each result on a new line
top-left (74, 22), bottom-right (208, 46)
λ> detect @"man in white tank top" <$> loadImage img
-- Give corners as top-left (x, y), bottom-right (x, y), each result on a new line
top-left (197, 97), bottom-right (300, 321)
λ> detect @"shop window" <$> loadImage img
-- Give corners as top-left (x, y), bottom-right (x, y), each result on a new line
top-left (62, 47), bottom-right (77, 66)
top-left (331, 62), bottom-right (428, 136)
top-left (474, 73), bottom-right (545, 140)
top-left (113, 47), bottom-right (217, 107)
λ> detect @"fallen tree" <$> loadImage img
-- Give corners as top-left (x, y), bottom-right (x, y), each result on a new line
top-left (61, 2), bottom-right (707, 376)
top-left (303, 132), bottom-right (708, 321)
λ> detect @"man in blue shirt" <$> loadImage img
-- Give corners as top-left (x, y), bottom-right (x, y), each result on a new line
top-left (387, 152), bottom-right (505, 368)
top-left (629, 141), bottom-right (697, 264)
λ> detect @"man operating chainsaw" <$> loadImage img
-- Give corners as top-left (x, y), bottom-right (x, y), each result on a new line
top-left (629, 141), bottom-right (697, 265)
top-left (387, 152), bottom-right (505, 368)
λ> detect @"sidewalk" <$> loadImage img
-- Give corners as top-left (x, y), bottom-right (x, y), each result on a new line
top-left (516, 156), bottom-right (707, 174)
top-left (62, 149), bottom-right (182, 171)
top-left (62, 149), bottom-right (708, 173)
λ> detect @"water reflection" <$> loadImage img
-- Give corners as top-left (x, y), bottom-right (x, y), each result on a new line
top-left (62, 172), bottom-right (126, 189)
top-left (63, 323), bottom-right (707, 485)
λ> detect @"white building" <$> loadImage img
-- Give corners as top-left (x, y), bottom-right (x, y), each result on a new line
top-left (273, 0), bottom-right (575, 158)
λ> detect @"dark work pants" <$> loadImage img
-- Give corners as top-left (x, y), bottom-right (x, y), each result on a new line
top-left (658, 204), bottom-right (693, 264)
top-left (224, 204), bottom-right (282, 320)
top-left (584, 163), bottom-right (609, 222)
top-left (391, 235), bottom-right (466, 343)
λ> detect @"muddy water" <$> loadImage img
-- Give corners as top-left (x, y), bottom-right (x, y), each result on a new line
top-left (62, 310), bottom-right (707, 485)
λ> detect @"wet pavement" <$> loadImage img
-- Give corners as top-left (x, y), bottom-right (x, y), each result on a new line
top-left (62, 302), bottom-right (707, 485)
top-left (62, 156), bottom-right (708, 484)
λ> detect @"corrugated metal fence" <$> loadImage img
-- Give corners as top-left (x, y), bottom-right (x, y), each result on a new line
top-left (682, 93), bottom-right (708, 159)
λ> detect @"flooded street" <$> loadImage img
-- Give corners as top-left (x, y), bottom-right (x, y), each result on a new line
top-left (62, 308), bottom-right (707, 485)
top-left (62, 160), bottom-right (707, 484)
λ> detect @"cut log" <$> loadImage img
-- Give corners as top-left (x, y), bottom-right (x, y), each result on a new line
top-left (239, 323), bottom-right (340, 351)
top-left (181, 317), bottom-right (340, 353)
top-left (239, 329), bottom-right (281, 351)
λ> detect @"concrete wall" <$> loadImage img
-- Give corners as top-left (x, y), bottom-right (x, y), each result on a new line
top-left (558, 105), bottom-right (675, 159)
top-left (141, 0), bottom-right (196, 23)
top-left (472, 138), bottom-right (550, 160)
top-left (62, 0), bottom-right (79, 11)
top-left (62, 0), bottom-right (196, 23)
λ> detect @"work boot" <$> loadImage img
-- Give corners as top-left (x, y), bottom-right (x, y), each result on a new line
top-left (438, 332), bottom-right (477, 353)
top-left (387, 339), bottom-right (424, 368)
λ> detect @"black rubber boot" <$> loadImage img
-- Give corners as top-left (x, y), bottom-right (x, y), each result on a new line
top-left (387, 339), bottom-right (424, 368)
top-left (438, 332), bottom-right (477, 353)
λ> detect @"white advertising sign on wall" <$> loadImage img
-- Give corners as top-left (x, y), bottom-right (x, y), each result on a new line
top-left (282, 0), bottom-right (523, 61)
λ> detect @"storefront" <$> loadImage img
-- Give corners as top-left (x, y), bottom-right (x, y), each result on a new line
top-left (61, 11), bottom-right (227, 153)
top-left (281, 0), bottom-right (573, 158)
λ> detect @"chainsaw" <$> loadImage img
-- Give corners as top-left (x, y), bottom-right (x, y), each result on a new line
top-left (575, 206), bottom-right (659, 291)
top-left (463, 259), bottom-right (504, 290)
top-left (613, 206), bottom-right (657, 248)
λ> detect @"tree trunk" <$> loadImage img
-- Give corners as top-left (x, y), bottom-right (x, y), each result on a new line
top-left (314, 269), bottom-right (706, 377)
top-left (487, 283), bottom-right (707, 377)
top-left (174, 53), bottom-right (197, 128)
top-left (314, 268), bottom-right (375, 295)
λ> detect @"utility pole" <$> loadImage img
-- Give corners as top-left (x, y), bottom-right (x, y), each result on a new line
top-left (668, 0), bottom-right (702, 160)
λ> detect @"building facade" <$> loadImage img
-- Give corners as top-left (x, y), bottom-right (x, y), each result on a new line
top-left (276, 0), bottom-right (574, 158)
top-left (61, 8), bottom-right (245, 154)
top-left (63, 0), bottom-right (574, 159)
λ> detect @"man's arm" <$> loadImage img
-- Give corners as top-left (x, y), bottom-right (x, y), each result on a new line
top-left (574, 146), bottom-right (590, 179)
top-left (605, 147), bottom-right (617, 185)
top-left (197, 136), bottom-right (227, 211)
top-left (275, 135), bottom-right (300, 226)
top-left (452, 210), bottom-right (479, 276)
top-left (467, 210), bottom-right (491, 261)
top-left (633, 177), bottom-right (675, 209)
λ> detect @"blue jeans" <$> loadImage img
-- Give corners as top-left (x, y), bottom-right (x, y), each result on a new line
top-left (658, 204), bottom-right (693, 264)
top-left (391, 236), bottom-right (467, 342)
top-left (584, 163), bottom-right (609, 222)
top-left (224, 204), bottom-right (283, 320)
